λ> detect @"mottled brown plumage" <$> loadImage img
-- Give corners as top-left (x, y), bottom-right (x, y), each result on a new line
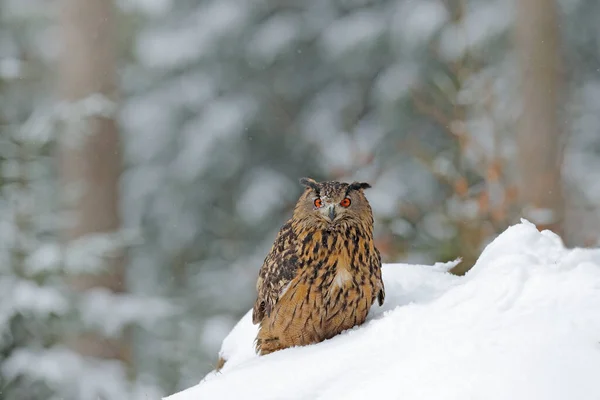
top-left (252, 177), bottom-right (385, 355)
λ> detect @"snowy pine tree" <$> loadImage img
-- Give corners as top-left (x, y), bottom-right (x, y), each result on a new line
top-left (0, 100), bottom-right (170, 400)
top-left (0, 2), bottom-right (168, 399)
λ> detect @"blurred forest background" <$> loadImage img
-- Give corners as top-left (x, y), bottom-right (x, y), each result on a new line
top-left (1, 0), bottom-right (599, 398)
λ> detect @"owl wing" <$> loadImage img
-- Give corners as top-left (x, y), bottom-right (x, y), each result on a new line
top-left (373, 247), bottom-right (385, 306)
top-left (252, 221), bottom-right (300, 324)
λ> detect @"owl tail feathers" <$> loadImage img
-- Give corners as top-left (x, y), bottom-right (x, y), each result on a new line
top-left (215, 356), bottom-right (226, 372)
top-left (252, 300), bottom-right (266, 324)
top-left (377, 288), bottom-right (385, 306)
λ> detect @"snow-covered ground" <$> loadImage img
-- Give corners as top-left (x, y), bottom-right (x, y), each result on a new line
top-left (166, 220), bottom-right (600, 400)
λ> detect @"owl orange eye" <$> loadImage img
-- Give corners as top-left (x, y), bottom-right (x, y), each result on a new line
top-left (314, 198), bottom-right (323, 208)
top-left (340, 198), bottom-right (351, 208)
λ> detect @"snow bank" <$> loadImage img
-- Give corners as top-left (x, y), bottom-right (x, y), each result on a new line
top-left (166, 220), bottom-right (600, 400)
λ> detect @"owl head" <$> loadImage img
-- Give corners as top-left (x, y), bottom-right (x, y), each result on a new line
top-left (293, 177), bottom-right (374, 232)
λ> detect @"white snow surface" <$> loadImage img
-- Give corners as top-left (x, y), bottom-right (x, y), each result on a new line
top-left (166, 220), bottom-right (600, 400)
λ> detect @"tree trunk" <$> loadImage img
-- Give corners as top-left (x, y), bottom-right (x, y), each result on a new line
top-left (58, 0), bottom-right (129, 364)
top-left (514, 0), bottom-right (566, 237)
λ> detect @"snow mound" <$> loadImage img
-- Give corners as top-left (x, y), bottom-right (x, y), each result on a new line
top-left (166, 220), bottom-right (600, 400)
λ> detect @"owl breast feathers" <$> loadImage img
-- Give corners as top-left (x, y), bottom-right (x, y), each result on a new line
top-left (252, 177), bottom-right (385, 355)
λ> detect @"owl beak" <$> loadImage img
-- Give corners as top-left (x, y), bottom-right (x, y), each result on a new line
top-left (327, 205), bottom-right (336, 221)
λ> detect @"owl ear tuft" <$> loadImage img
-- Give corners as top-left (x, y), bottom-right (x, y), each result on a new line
top-left (347, 181), bottom-right (371, 192)
top-left (299, 177), bottom-right (320, 192)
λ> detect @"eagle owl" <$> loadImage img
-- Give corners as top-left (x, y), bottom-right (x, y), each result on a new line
top-left (252, 177), bottom-right (385, 355)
